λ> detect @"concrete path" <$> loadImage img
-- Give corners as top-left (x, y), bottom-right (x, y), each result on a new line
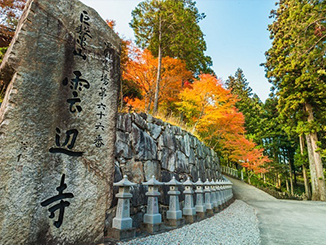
top-left (229, 177), bottom-right (326, 245)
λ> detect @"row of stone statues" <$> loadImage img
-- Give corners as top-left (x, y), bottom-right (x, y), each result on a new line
top-left (110, 175), bottom-right (233, 239)
top-left (222, 166), bottom-right (238, 178)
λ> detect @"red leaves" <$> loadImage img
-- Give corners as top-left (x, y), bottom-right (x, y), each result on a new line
top-left (123, 49), bottom-right (192, 112)
top-left (178, 74), bottom-right (269, 173)
top-left (0, 0), bottom-right (26, 26)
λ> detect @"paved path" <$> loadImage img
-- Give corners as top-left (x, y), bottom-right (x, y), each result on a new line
top-left (229, 177), bottom-right (326, 245)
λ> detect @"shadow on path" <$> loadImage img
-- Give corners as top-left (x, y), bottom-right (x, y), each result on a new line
top-left (229, 177), bottom-right (326, 245)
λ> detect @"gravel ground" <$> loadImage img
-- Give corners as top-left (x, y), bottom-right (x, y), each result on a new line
top-left (119, 200), bottom-right (261, 245)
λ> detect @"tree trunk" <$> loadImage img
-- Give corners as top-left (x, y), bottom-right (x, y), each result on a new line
top-left (278, 174), bottom-right (281, 189)
top-left (305, 134), bottom-right (318, 199)
top-left (119, 78), bottom-right (123, 112)
top-left (248, 173), bottom-right (252, 185)
top-left (180, 80), bottom-right (185, 122)
top-left (303, 164), bottom-right (311, 199)
top-left (287, 150), bottom-right (294, 195)
top-left (191, 106), bottom-right (205, 134)
top-left (286, 179), bottom-right (289, 193)
top-left (305, 103), bottom-right (326, 201)
top-left (299, 135), bottom-right (311, 199)
top-left (146, 96), bottom-right (152, 113)
top-left (289, 173), bottom-right (294, 195)
top-left (153, 15), bottom-right (162, 115)
top-left (275, 174), bottom-right (279, 188)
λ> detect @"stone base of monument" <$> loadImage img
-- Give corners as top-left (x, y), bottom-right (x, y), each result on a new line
top-left (141, 222), bottom-right (163, 234)
top-left (214, 206), bottom-right (220, 213)
top-left (165, 218), bottom-right (185, 227)
top-left (183, 215), bottom-right (197, 224)
top-left (206, 209), bottom-right (214, 217)
top-left (196, 212), bottom-right (206, 221)
top-left (106, 227), bottom-right (136, 241)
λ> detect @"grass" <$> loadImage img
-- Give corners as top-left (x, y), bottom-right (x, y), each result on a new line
top-left (154, 111), bottom-right (201, 139)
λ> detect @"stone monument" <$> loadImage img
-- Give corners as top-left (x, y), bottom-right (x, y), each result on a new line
top-left (204, 179), bottom-right (214, 216)
top-left (109, 175), bottom-right (136, 240)
top-left (215, 180), bottom-right (222, 211)
top-left (220, 180), bottom-right (226, 208)
top-left (0, 0), bottom-right (120, 244)
top-left (194, 178), bottom-right (206, 220)
top-left (182, 177), bottom-right (196, 223)
top-left (165, 176), bottom-right (184, 227)
top-left (142, 175), bottom-right (163, 233)
top-left (211, 180), bottom-right (218, 213)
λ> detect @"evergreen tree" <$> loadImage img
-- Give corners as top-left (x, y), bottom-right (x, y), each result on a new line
top-left (225, 68), bottom-right (263, 144)
top-left (261, 96), bottom-right (297, 195)
top-left (130, 0), bottom-right (212, 113)
top-left (264, 0), bottom-right (326, 200)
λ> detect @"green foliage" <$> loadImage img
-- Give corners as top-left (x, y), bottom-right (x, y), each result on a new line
top-left (260, 97), bottom-right (296, 171)
top-left (122, 79), bottom-right (143, 101)
top-left (294, 147), bottom-right (308, 168)
top-left (0, 46), bottom-right (8, 102)
top-left (264, 0), bottom-right (326, 137)
top-left (0, 46), bottom-right (8, 64)
top-left (263, 0), bottom-right (326, 200)
top-left (130, 0), bottom-right (213, 75)
top-left (225, 68), bottom-right (263, 144)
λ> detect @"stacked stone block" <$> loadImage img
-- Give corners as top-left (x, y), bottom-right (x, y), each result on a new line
top-left (110, 113), bottom-right (221, 230)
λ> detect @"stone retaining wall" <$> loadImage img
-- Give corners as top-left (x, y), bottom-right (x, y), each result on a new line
top-left (106, 113), bottom-right (221, 232)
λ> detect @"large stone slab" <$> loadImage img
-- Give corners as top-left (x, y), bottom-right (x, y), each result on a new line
top-left (0, 0), bottom-right (120, 244)
top-left (131, 123), bottom-right (157, 161)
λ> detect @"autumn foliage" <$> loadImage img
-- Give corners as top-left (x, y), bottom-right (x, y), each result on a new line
top-left (123, 49), bottom-right (192, 112)
top-left (107, 17), bottom-right (269, 177)
top-left (176, 74), bottom-right (269, 174)
top-left (0, 0), bottom-right (26, 28)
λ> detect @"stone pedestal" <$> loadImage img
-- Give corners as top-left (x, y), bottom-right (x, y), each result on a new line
top-left (195, 178), bottom-right (206, 213)
top-left (215, 181), bottom-right (223, 210)
top-left (206, 208), bottom-right (214, 216)
top-left (142, 176), bottom-right (163, 226)
top-left (165, 218), bottom-right (185, 227)
top-left (184, 214), bottom-right (197, 224)
top-left (112, 176), bottom-right (136, 231)
top-left (106, 227), bottom-right (136, 241)
top-left (220, 179), bottom-right (226, 207)
top-left (141, 223), bottom-right (163, 234)
top-left (213, 180), bottom-right (221, 213)
top-left (182, 177), bottom-right (196, 224)
top-left (110, 175), bottom-right (136, 241)
top-left (196, 212), bottom-right (206, 221)
top-left (241, 171), bottom-right (244, 181)
top-left (204, 179), bottom-right (213, 214)
top-left (210, 180), bottom-right (218, 212)
top-left (165, 176), bottom-right (183, 227)
top-left (226, 180), bottom-right (233, 201)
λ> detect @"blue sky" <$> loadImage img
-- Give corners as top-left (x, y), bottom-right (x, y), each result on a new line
top-left (80, 0), bottom-right (276, 102)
